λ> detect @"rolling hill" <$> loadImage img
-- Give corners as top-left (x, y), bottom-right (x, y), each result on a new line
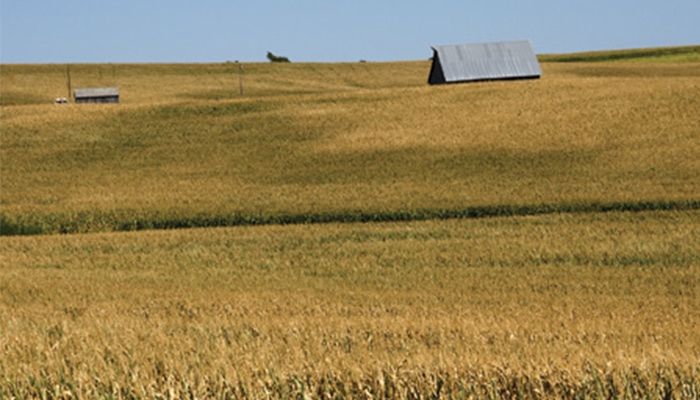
top-left (1, 50), bottom-right (699, 234)
top-left (1, 47), bottom-right (699, 397)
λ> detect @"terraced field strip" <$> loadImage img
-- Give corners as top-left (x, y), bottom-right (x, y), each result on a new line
top-left (2, 198), bottom-right (699, 236)
top-left (540, 44), bottom-right (700, 62)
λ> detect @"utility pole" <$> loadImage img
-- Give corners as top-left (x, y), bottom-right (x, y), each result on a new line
top-left (66, 64), bottom-right (72, 101)
top-left (238, 63), bottom-right (244, 96)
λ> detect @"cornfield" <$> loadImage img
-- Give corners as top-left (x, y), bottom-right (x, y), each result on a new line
top-left (1, 47), bottom-right (699, 398)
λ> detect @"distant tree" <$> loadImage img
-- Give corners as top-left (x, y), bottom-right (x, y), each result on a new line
top-left (267, 51), bottom-right (291, 63)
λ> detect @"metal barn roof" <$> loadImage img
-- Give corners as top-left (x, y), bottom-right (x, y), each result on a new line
top-left (74, 87), bottom-right (119, 98)
top-left (429, 41), bottom-right (541, 84)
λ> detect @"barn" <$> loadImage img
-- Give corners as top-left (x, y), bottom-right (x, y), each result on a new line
top-left (428, 41), bottom-right (541, 85)
top-left (74, 87), bottom-right (120, 103)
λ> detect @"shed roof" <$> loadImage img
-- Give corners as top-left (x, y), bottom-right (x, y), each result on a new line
top-left (431, 41), bottom-right (541, 83)
top-left (74, 87), bottom-right (119, 98)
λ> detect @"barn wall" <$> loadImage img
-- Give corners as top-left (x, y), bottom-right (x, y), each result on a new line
top-left (428, 53), bottom-right (446, 85)
top-left (75, 96), bottom-right (119, 104)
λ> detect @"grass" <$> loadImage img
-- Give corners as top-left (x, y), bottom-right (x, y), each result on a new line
top-left (1, 48), bottom-right (699, 397)
top-left (1, 211), bottom-right (698, 398)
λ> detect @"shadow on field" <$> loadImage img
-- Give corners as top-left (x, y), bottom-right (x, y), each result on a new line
top-left (272, 147), bottom-right (600, 185)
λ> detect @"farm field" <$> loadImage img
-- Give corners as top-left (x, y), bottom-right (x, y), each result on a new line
top-left (1, 211), bottom-right (699, 397)
top-left (1, 46), bottom-right (700, 398)
top-left (1, 48), bottom-right (699, 234)
top-left (539, 44), bottom-right (700, 63)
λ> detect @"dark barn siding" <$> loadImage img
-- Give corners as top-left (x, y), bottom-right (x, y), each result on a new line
top-left (428, 52), bottom-right (446, 85)
top-left (74, 96), bottom-right (119, 104)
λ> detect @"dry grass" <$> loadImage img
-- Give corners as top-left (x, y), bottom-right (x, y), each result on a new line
top-left (1, 211), bottom-right (698, 398)
top-left (1, 59), bottom-right (699, 233)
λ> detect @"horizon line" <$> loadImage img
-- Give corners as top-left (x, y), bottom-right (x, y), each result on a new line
top-left (2, 43), bottom-right (698, 65)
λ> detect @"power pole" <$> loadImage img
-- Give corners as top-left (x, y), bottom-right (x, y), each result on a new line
top-left (66, 64), bottom-right (72, 101)
top-left (238, 63), bottom-right (244, 96)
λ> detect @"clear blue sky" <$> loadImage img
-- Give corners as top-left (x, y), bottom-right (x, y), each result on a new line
top-left (1, 1), bottom-right (698, 63)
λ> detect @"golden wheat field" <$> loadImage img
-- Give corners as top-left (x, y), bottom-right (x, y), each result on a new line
top-left (1, 47), bottom-right (699, 398)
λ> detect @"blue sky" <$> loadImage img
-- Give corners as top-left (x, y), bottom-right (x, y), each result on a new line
top-left (1, 1), bottom-right (698, 63)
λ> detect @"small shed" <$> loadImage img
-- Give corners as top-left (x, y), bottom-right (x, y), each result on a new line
top-left (74, 87), bottom-right (120, 103)
top-left (428, 41), bottom-right (541, 85)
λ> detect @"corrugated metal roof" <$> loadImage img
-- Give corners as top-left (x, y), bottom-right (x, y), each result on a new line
top-left (74, 87), bottom-right (119, 98)
top-left (432, 41), bottom-right (541, 83)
